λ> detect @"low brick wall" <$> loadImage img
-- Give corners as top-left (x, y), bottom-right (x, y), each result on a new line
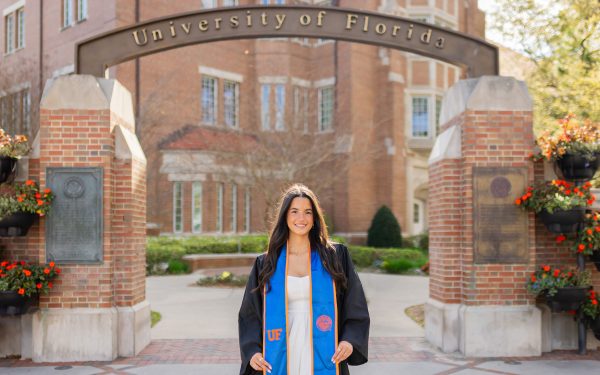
top-left (183, 253), bottom-right (260, 271)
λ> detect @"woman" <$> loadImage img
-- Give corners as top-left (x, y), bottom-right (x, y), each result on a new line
top-left (238, 184), bottom-right (370, 375)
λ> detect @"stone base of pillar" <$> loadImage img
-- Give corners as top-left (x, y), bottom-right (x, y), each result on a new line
top-left (0, 314), bottom-right (32, 358)
top-left (426, 299), bottom-right (544, 356)
top-left (539, 304), bottom-right (600, 351)
top-left (117, 300), bottom-right (151, 357)
top-left (425, 298), bottom-right (460, 353)
top-left (459, 305), bottom-right (542, 357)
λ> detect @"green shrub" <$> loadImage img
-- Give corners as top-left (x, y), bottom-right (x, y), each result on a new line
top-left (239, 235), bottom-right (269, 253)
top-left (402, 233), bottom-right (429, 252)
top-left (381, 259), bottom-right (415, 274)
top-left (146, 241), bottom-right (185, 274)
top-left (347, 246), bottom-right (377, 268)
top-left (167, 259), bottom-right (190, 274)
top-left (367, 206), bottom-right (402, 248)
top-left (377, 248), bottom-right (424, 262)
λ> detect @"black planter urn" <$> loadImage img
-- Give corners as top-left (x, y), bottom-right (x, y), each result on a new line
top-left (555, 152), bottom-right (599, 182)
top-left (0, 156), bottom-right (18, 184)
top-left (0, 212), bottom-right (37, 237)
top-left (590, 316), bottom-right (600, 341)
top-left (537, 208), bottom-right (586, 234)
top-left (545, 286), bottom-right (589, 312)
top-left (590, 251), bottom-right (600, 272)
top-left (0, 290), bottom-right (31, 316)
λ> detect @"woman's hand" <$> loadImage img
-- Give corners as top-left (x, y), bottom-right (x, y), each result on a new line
top-left (331, 340), bottom-right (353, 364)
top-left (250, 352), bottom-right (272, 373)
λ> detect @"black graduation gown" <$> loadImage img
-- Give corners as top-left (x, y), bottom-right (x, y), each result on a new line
top-left (238, 243), bottom-right (370, 375)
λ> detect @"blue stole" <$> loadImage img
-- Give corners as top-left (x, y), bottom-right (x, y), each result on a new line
top-left (263, 244), bottom-right (339, 375)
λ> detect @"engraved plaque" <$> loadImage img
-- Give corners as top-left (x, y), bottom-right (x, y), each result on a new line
top-left (46, 168), bottom-right (103, 263)
top-left (473, 167), bottom-right (529, 264)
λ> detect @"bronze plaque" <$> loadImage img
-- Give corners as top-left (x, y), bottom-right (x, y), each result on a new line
top-left (473, 167), bottom-right (528, 264)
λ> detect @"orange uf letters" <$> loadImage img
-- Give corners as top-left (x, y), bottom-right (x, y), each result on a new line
top-left (267, 328), bottom-right (282, 342)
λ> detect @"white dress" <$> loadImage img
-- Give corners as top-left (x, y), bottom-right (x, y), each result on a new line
top-left (287, 275), bottom-right (312, 375)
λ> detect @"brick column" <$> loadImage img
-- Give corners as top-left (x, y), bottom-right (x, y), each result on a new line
top-left (425, 76), bottom-right (539, 356)
top-left (25, 75), bottom-right (150, 361)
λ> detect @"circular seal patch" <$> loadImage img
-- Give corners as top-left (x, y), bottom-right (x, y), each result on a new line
top-left (316, 315), bottom-right (332, 332)
top-left (490, 176), bottom-right (512, 198)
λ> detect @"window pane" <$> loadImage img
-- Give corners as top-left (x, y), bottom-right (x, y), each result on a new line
top-left (275, 84), bottom-right (285, 131)
top-left (64, 0), bottom-right (73, 27)
top-left (223, 0), bottom-right (238, 6)
top-left (202, 0), bottom-right (217, 8)
top-left (435, 97), bottom-right (442, 136)
top-left (261, 0), bottom-right (270, 4)
top-left (17, 9), bottom-right (24, 48)
top-left (231, 184), bottom-right (237, 232)
top-left (245, 188), bottom-right (251, 233)
top-left (224, 81), bottom-right (239, 128)
top-left (173, 182), bottom-right (183, 233)
top-left (77, 0), bottom-right (88, 21)
top-left (261, 85), bottom-right (270, 130)
top-left (412, 97), bottom-right (429, 137)
top-left (202, 76), bottom-right (217, 124)
top-left (192, 182), bottom-right (203, 233)
top-left (413, 203), bottom-right (419, 223)
top-left (319, 86), bottom-right (334, 131)
top-left (6, 14), bottom-right (14, 53)
top-left (216, 183), bottom-right (224, 232)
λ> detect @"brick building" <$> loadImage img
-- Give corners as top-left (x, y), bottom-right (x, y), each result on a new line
top-left (0, 0), bottom-right (485, 242)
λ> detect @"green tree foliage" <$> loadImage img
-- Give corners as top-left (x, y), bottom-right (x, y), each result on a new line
top-left (367, 206), bottom-right (402, 248)
top-left (488, 0), bottom-right (600, 134)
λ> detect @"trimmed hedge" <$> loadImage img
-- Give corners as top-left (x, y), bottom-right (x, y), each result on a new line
top-left (346, 245), bottom-right (428, 273)
top-left (367, 206), bottom-right (402, 248)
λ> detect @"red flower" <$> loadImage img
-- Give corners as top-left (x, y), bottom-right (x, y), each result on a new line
top-left (43, 268), bottom-right (50, 275)
top-left (515, 198), bottom-right (522, 205)
top-left (18, 288), bottom-right (25, 295)
top-left (555, 235), bottom-right (567, 244)
top-left (531, 276), bottom-right (537, 282)
top-left (48, 282), bottom-right (53, 289)
top-left (55, 268), bottom-right (61, 274)
top-left (577, 244), bottom-right (586, 253)
top-left (23, 269), bottom-right (31, 277)
top-left (35, 193), bottom-right (41, 199)
top-left (44, 188), bottom-right (51, 194)
top-left (593, 300), bottom-right (598, 306)
top-left (49, 261), bottom-right (55, 268)
top-left (553, 269), bottom-right (560, 277)
top-left (36, 283), bottom-right (42, 289)
top-left (543, 265), bottom-right (551, 272)
top-left (25, 180), bottom-right (34, 186)
top-left (36, 199), bottom-right (44, 206)
top-left (17, 197), bottom-right (23, 202)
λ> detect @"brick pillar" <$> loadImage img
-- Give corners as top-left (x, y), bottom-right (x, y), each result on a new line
top-left (24, 75), bottom-right (150, 361)
top-left (425, 76), bottom-right (540, 356)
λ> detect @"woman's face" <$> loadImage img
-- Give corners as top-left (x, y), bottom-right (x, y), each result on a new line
top-left (286, 197), bottom-right (314, 238)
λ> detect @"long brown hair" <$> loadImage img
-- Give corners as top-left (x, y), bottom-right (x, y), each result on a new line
top-left (255, 184), bottom-right (347, 293)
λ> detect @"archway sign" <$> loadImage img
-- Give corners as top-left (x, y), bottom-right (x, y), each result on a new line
top-left (76, 5), bottom-right (498, 77)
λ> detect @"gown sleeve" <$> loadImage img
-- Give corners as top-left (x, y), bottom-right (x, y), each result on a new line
top-left (336, 243), bottom-right (370, 366)
top-left (238, 255), bottom-right (264, 375)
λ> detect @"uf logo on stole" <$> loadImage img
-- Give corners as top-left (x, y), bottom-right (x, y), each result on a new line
top-left (267, 328), bottom-right (282, 342)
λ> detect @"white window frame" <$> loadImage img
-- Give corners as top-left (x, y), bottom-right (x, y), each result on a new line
top-left (216, 183), bottom-right (224, 233)
top-left (275, 84), bottom-right (285, 131)
top-left (5, 12), bottom-right (15, 53)
top-left (222, 0), bottom-right (239, 6)
top-left (223, 80), bottom-right (239, 128)
top-left (231, 184), bottom-right (237, 232)
top-left (192, 182), bottom-right (203, 233)
top-left (261, 84), bottom-right (271, 130)
top-left (77, 0), bottom-right (88, 22)
top-left (202, 76), bottom-right (218, 125)
top-left (63, 0), bottom-right (73, 28)
top-left (317, 86), bottom-right (334, 132)
top-left (411, 96), bottom-right (429, 138)
top-left (202, 0), bottom-right (217, 8)
top-left (16, 8), bottom-right (24, 49)
top-left (244, 187), bottom-right (251, 233)
top-left (173, 182), bottom-right (183, 234)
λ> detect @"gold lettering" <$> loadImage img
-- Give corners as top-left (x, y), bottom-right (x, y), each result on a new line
top-left (317, 11), bottom-right (326, 26)
top-left (375, 23), bottom-right (386, 35)
top-left (230, 16), bottom-right (239, 28)
top-left (363, 16), bottom-right (369, 32)
top-left (214, 18), bottom-right (222, 30)
top-left (420, 29), bottom-right (432, 44)
top-left (132, 29), bottom-right (148, 46)
top-left (181, 23), bottom-right (191, 34)
top-left (261, 12), bottom-right (268, 26)
top-left (151, 29), bottom-right (163, 41)
top-left (435, 37), bottom-right (445, 48)
top-left (169, 21), bottom-right (176, 37)
top-left (392, 25), bottom-right (401, 36)
top-left (199, 20), bottom-right (209, 31)
top-left (346, 14), bottom-right (358, 30)
top-left (299, 14), bottom-right (311, 26)
top-left (247, 11), bottom-right (253, 27)
top-left (275, 14), bottom-right (286, 30)
top-left (407, 24), bottom-right (414, 40)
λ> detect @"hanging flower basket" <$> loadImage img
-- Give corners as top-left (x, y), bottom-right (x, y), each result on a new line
top-left (0, 211), bottom-right (37, 237)
top-left (538, 207), bottom-right (586, 234)
top-left (545, 286), bottom-right (590, 312)
top-left (0, 290), bottom-right (34, 316)
top-left (591, 316), bottom-right (600, 341)
top-left (0, 156), bottom-right (18, 184)
top-left (554, 152), bottom-right (599, 182)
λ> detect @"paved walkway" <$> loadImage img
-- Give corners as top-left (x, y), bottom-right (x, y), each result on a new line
top-left (1, 271), bottom-right (600, 373)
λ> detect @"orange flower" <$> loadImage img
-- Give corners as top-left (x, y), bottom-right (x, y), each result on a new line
top-left (515, 198), bottom-right (522, 205)
top-left (23, 269), bottom-right (31, 277)
top-left (593, 300), bottom-right (598, 306)
top-left (17, 197), bottom-right (23, 202)
top-left (49, 261), bottom-right (55, 268)
top-left (18, 288), bottom-right (25, 295)
top-left (578, 244), bottom-right (586, 252)
top-left (43, 268), bottom-right (50, 275)
top-left (530, 276), bottom-right (537, 282)
top-left (44, 188), bottom-right (51, 194)
top-left (36, 199), bottom-right (44, 206)
top-left (25, 180), bottom-right (34, 186)
top-left (587, 229), bottom-right (594, 235)
top-left (543, 265), bottom-right (550, 272)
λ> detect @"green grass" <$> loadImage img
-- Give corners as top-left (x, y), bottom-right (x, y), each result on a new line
top-left (151, 310), bottom-right (161, 328)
